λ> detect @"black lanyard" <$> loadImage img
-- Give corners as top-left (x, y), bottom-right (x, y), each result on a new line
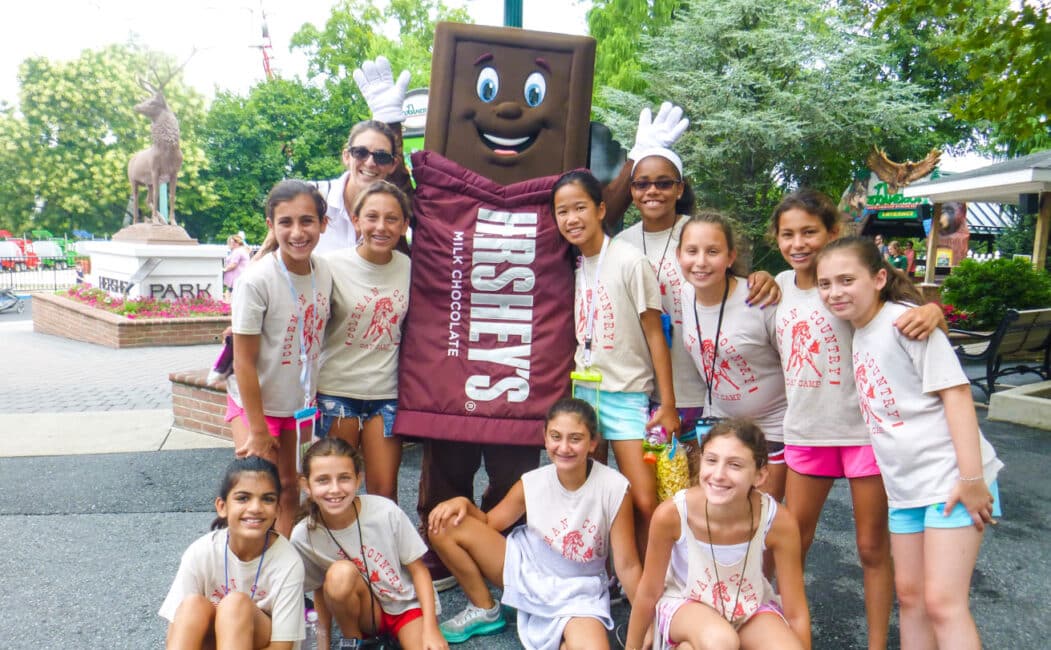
top-left (641, 223), bottom-right (676, 291)
top-left (693, 276), bottom-right (731, 409)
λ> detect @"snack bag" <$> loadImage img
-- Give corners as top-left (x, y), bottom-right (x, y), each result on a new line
top-left (643, 427), bottom-right (690, 501)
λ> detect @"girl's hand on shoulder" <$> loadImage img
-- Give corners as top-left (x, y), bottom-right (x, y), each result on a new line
top-left (946, 479), bottom-right (995, 532)
top-left (236, 430), bottom-right (277, 459)
top-left (647, 404), bottom-right (681, 439)
top-left (746, 270), bottom-right (781, 309)
top-left (895, 301), bottom-right (945, 340)
top-left (427, 497), bottom-right (469, 533)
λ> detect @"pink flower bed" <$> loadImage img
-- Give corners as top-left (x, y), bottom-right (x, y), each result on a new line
top-left (62, 284), bottom-right (231, 319)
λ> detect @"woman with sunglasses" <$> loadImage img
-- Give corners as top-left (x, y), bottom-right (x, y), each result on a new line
top-left (615, 147), bottom-right (780, 451)
top-left (313, 121), bottom-right (411, 254)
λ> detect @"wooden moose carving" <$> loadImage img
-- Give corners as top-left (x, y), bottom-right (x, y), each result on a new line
top-left (128, 61), bottom-right (188, 226)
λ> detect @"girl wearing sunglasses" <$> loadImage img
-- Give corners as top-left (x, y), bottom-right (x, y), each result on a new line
top-left (313, 120), bottom-right (411, 254)
top-left (615, 147), bottom-right (780, 451)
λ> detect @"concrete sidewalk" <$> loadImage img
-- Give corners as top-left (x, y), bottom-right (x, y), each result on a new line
top-left (1, 298), bottom-right (1049, 649)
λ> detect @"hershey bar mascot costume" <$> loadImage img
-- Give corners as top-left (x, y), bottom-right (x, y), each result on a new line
top-left (353, 23), bottom-right (688, 570)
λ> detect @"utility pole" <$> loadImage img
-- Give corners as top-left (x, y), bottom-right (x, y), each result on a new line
top-left (504, 0), bottom-right (523, 27)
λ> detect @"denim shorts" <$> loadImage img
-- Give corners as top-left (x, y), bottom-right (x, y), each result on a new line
top-left (316, 394), bottom-right (398, 439)
top-left (888, 481), bottom-right (1002, 534)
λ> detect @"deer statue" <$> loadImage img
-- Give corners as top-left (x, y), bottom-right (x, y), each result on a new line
top-left (127, 59), bottom-right (189, 227)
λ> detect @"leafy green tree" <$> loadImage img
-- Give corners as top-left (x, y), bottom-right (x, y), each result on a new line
top-left (875, 0), bottom-right (1051, 155)
top-left (291, 0), bottom-right (471, 110)
top-left (586, 0), bottom-right (681, 99)
top-left (196, 79), bottom-right (349, 243)
top-left (596, 0), bottom-right (936, 270)
top-left (0, 44), bottom-right (216, 237)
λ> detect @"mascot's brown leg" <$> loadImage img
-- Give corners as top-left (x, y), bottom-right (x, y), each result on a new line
top-left (479, 444), bottom-right (541, 515)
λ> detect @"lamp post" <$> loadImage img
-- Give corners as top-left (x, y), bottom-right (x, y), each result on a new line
top-left (505, 0), bottom-right (523, 27)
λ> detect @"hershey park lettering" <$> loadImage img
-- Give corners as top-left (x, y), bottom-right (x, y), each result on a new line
top-left (149, 283), bottom-right (213, 300)
top-left (458, 209), bottom-right (537, 404)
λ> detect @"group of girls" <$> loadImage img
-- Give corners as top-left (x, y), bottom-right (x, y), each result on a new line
top-left (538, 149), bottom-right (1000, 649)
top-left (159, 112), bottom-right (1003, 649)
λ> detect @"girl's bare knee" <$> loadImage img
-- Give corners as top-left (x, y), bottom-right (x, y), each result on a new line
top-left (694, 628), bottom-right (740, 650)
top-left (855, 531), bottom-right (890, 568)
top-left (173, 593), bottom-right (214, 624)
top-left (216, 591), bottom-right (254, 623)
top-left (325, 560), bottom-right (364, 600)
top-left (891, 572), bottom-right (924, 614)
top-left (923, 587), bottom-right (970, 627)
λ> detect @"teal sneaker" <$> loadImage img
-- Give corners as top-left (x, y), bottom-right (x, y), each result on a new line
top-left (439, 603), bottom-right (506, 643)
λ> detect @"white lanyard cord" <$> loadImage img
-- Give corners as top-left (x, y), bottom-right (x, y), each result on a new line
top-left (272, 253), bottom-right (317, 407)
top-left (580, 236), bottom-right (609, 368)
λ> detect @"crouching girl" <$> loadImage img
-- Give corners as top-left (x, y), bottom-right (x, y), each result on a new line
top-left (428, 398), bottom-right (642, 649)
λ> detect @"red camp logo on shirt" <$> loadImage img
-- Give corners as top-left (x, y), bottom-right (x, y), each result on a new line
top-left (853, 352), bottom-right (905, 433)
top-left (347, 287), bottom-right (408, 351)
top-left (776, 308), bottom-right (844, 388)
top-left (281, 293), bottom-right (329, 366)
top-left (575, 284), bottom-right (616, 352)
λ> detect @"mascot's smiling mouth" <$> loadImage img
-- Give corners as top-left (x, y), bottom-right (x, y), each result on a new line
top-left (478, 128), bottom-right (539, 156)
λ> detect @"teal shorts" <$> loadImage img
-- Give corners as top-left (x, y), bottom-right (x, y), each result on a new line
top-left (888, 481), bottom-right (1002, 534)
top-left (572, 385), bottom-right (648, 441)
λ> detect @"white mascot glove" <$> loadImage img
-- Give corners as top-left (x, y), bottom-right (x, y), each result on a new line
top-left (352, 56), bottom-right (411, 124)
top-left (627, 102), bottom-right (690, 161)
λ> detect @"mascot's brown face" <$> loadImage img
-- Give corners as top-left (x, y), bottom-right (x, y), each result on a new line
top-left (425, 23), bottom-right (596, 186)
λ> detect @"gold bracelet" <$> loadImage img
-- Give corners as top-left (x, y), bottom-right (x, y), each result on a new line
top-left (958, 475), bottom-right (984, 482)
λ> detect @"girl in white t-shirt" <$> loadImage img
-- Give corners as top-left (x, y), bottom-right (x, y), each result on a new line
top-left (677, 212), bottom-right (789, 500)
top-left (816, 237), bottom-right (1002, 650)
top-left (427, 398), bottom-right (642, 649)
top-left (227, 180), bottom-right (333, 536)
top-left (317, 180), bottom-right (411, 499)
top-left (291, 438), bottom-right (446, 650)
top-left (624, 419), bottom-right (810, 650)
top-left (615, 148), bottom-right (780, 450)
top-left (159, 456), bottom-right (306, 649)
top-left (551, 169), bottom-right (678, 557)
top-left (769, 189), bottom-right (943, 649)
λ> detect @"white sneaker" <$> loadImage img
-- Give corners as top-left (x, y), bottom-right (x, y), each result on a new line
top-left (439, 602), bottom-right (506, 643)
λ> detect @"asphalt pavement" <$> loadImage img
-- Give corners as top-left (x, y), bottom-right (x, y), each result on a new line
top-left (1, 297), bottom-right (1049, 649)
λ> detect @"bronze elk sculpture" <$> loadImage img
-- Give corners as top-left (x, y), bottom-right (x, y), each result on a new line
top-left (127, 69), bottom-right (185, 227)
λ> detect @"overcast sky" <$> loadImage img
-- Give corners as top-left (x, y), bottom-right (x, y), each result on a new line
top-left (0, 0), bottom-right (590, 105)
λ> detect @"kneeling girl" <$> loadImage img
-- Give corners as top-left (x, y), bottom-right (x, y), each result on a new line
top-left (291, 438), bottom-right (446, 650)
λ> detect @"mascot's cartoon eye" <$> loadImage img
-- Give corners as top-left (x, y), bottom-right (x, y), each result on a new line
top-left (476, 67), bottom-right (499, 103)
top-left (523, 72), bottom-right (546, 107)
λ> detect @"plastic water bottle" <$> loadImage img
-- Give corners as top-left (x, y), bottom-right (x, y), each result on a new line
top-left (303, 609), bottom-right (319, 650)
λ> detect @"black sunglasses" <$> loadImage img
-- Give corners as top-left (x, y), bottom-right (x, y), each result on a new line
top-left (630, 179), bottom-right (681, 191)
top-left (347, 146), bottom-right (395, 166)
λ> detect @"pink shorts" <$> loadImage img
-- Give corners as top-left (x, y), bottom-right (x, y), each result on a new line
top-left (656, 595), bottom-right (786, 641)
top-left (784, 444), bottom-right (880, 479)
top-left (225, 395), bottom-right (312, 438)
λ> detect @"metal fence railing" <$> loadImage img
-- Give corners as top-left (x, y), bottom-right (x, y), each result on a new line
top-left (0, 257), bottom-right (81, 291)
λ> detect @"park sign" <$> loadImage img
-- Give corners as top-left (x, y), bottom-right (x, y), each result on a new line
top-left (867, 182), bottom-right (932, 221)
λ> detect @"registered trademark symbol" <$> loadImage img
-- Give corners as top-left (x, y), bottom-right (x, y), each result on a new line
top-left (464, 400), bottom-right (476, 412)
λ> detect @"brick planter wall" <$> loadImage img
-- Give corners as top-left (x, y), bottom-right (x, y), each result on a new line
top-left (170, 369), bottom-right (232, 441)
top-left (33, 292), bottom-right (228, 348)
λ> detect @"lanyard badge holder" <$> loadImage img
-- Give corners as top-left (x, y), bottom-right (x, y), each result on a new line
top-left (572, 238), bottom-right (609, 417)
top-left (273, 253), bottom-right (319, 474)
top-left (689, 276), bottom-right (731, 442)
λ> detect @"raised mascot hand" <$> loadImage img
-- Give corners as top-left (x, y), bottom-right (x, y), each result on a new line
top-left (352, 56), bottom-right (411, 123)
top-left (628, 101), bottom-right (690, 161)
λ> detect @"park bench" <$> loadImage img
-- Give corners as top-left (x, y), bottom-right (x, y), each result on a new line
top-left (950, 307), bottom-right (1051, 397)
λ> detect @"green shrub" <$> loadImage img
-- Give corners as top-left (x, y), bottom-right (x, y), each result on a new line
top-left (941, 258), bottom-right (1051, 329)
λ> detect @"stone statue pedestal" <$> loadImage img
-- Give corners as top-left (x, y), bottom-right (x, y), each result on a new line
top-left (82, 239), bottom-right (227, 301)
top-left (111, 222), bottom-right (198, 245)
